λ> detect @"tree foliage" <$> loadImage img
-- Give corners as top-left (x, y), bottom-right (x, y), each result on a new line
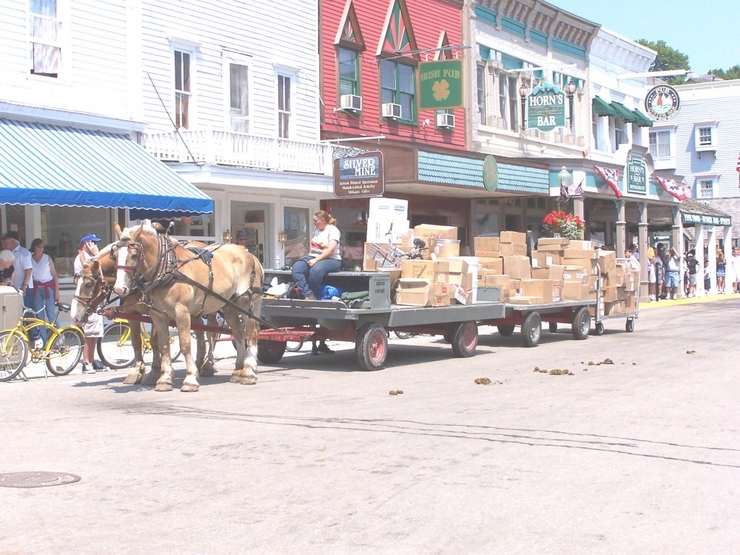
top-left (708, 65), bottom-right (740, 80)
top-left (636, 39), bottom-right (690, 85)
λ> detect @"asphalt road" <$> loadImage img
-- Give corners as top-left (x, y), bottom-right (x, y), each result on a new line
top-left (1, 297), bottom-right (739, 555)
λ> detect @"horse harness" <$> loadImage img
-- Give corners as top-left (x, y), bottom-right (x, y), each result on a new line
top-left (119, 234), bottom-right (275, 329)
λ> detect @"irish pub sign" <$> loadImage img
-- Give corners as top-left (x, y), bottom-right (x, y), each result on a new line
top-left (418, 60), bottom-right (464, 110)
top-left (524, 82), bottom-right (566, 132)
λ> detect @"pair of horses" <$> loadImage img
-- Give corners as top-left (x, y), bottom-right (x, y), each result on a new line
top-left (71, 223), bottom-right (264, 392)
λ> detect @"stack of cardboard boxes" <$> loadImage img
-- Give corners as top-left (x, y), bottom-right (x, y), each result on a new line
top-left (597, 250), bottom-right (639, 316)
top-left (366, 225), bottom-right (607, 308)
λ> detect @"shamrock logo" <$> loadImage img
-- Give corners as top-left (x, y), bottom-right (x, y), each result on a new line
top-left (432, 79), bottom-right (450, 102)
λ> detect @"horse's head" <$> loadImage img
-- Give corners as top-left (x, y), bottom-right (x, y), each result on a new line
top-left (70, 259), bottom-right (106, 323)
top-left (113, 223), bottom-right (158, 297)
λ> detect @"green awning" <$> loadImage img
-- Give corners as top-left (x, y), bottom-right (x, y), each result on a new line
top-left (632, 108), bottom-right (653, 127)
top-left (592, 96), bottom-right (616, 117)
top-left (610, 102), bottom-right (638, 123)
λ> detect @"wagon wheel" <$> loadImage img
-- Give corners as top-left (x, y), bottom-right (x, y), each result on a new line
top-left (451, 321), bottom-right (478, 358)
top-left (257, 340), bottom-right (286, 364)
top-left (626, 318), bottom-right (635, 332)
top-left (571, 307), bottom-right (591, 340)
top-left (497, 325), bottom-right (515, 337)
top-left (520, 312), bottom-right (541, 348)
top-left (594, 322), bottom-right (605, 336)
top-left (548, 322), bottom-right (558, 333)
top-left (355, 323), bottom-right (388, 371)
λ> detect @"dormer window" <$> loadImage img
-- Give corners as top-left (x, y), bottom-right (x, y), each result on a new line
top-left (694, 121), bottom-right (718, 156)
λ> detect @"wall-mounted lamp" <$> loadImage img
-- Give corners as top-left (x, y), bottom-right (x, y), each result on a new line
top-left (222, 228), bottom-right (231, 243)
top-left (565, 82), bottom-right (577, 135)
top-left (519, 84), bottom-right (528, 131)
top-left (278, 230), bottom-right (288, 246)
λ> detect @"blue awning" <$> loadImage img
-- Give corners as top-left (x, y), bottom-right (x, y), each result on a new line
top-left (0, 119), bottom-right (213, 214)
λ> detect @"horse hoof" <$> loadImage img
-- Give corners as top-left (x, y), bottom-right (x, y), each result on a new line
top-left (180, 383), bottom-right (200, 392)
top-left (154, 383), bottom-right (173, 392)
top-left (141, 373), bottom-right (159, 386)
top-left (122, 372), bottom-right (142, 385)
top-left (231, 375), bottom-right (257, 385)
top-left (199, 362), bottom-right (215, 377)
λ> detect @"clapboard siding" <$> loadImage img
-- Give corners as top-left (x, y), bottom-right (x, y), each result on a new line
top-left (320, 0), bottom-right (466, 149)
top-left (140, 0), bottom-right (320, 140)
top-left (0, 0), bottom-right (135, 121)
top-left (672, 88), bottom-right (740, 199)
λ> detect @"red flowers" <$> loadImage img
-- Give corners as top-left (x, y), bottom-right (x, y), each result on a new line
top-left (542, 210), bottom-right (585, 239)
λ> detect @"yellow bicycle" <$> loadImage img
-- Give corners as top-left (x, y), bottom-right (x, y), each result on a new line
top-left (96, 319), bottom-right (182, 369)
top-left (0, 302), bottom-right (85, 382)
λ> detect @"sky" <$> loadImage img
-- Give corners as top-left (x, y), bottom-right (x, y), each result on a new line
top-left (550, 0), bottom-right (739, 75)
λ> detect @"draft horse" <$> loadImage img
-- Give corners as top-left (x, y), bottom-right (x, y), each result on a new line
top-left (113, 224), bottom-right (264, 392)
top-left (71, 236), bottom-right (217, 386)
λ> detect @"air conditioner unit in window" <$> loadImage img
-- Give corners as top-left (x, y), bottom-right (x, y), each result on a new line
top-left (436, 113), bottom-right (455, 129)
top-left (340, 94), bottom-right (362, 112)
top-left (381, 102), bottom-right (402, 119)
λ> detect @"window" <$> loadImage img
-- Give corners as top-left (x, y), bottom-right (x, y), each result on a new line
top-left (174, 50), bottom-right (191, 129)
top-left (338, 48), bottom-right (359, 96)
top-left (649, 130), bottom-right (671, 159)
top-left (476, 64), bottom-right (487, 125)
top-left (29, 0), bottom-right (60, 78)
top-left (380, 59), bottom-right (416, 123)
top-left (698, 127), bottom-right (712, 146)
top-left (229, 62), bottom-right (249, 133)
top-left (277, 74), bottom-right (292, 138)
top-left (694, 123), bottom-right (718, 152)
top-left (698, 179), bottom-right (715, 199)
top-left (610, 117), bottom-right (627, 151)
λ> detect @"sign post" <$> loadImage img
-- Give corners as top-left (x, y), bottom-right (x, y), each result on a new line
top-left (333, 151), bottom-right (385, 198)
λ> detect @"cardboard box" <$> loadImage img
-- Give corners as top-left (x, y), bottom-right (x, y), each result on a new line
top-left (484, 273), bottom-right (510, 287)
top-left (395, 278), bottom-right (432, 306)
top-left (613, 262), bottom-right (627, 287)
top-left (400, 260), bottom-right (450, 281)
top-left (538, 237), bottom-right (570, 248)
top-left (477, 257), bottom-right (503, 275)
top-left (498, 242), bottom-right (528, 256)
top-left (532, 250), bottom-right (562, 267)
top-left (624, 269), bottom-right (639, 292)
top-left (434, 240), bottom-right (460, 258)
top-left (432, 283), bottom-right (452, 306)
top-left (562, 281), bottom-right (591, 301)
top-left (499, 231), bottom-right (527, 244)
top-left (532, 264), bottom-right (565, 282)
top-left (502, 255), bottom-right (531, 280)
top-left (602, 286), bottom-right (619, 302)
top-left (625, 291), bottom-right (637, 313)
top-left (561, 248), bottom-right (597, 259)
top-left (508, 296), bottom-right (544, 305)
top-left (414, 224), bottom-right (457, 240)
top-left (562, 265), bottom-right (589, 283)
top-left (474, 236), bottom-right (499, 252)
top-left (520, 279), bottom-right (554, 303)
top-left (569, 240), bottom-right (594, 250)
top-left (597, 249), bottom-right (616, 275)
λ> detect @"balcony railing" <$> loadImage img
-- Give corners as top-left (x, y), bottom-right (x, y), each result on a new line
top-left (144, 129), bottom-right (335, 176)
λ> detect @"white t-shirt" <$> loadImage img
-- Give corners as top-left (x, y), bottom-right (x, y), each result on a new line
top-left (309, 224), bottom-right (341, 261)
top-left (11, 245), bottom-right (33, 290)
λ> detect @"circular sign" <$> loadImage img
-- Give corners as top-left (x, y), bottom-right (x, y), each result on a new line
top-left (645, 85), bottom-right (680, 121)
top-left (482, 155), bottom-right (499, 192)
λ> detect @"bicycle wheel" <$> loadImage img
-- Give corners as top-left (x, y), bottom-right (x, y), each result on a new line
top-left (0, 331), bottom-right (29, 382)
top-left (97, 321), bottom-right (136, 369)
top-left (46, 328), bottom-right (84, 376)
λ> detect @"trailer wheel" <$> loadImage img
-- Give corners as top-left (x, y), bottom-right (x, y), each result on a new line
top-left (548, 322), bottom-right (558, 333)
top-left (257, 340), bottom-right (286, 364)
top-left (594, 322), bottom-right (605, 336)
top-left (572, 307), bottom-right (591, 340)
top-left (497, 325), bottom-right (515, 337)
top-left (451, 321), bottom-right (478, 358)
top-left (521, 312), bottom-right (541, 347)
top-left (355, 323), bottom-right (388, 371)
top-left (626, 318), bottom-right (635, 333)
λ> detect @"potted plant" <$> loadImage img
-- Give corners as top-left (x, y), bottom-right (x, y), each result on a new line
top-left (542, 210), bottom-right (585, 239)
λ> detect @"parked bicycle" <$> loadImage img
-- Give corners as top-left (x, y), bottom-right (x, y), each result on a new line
top-left (96, 319), bottom-right (183, 369)
top-left (0, 303), bottom-right (84, 382)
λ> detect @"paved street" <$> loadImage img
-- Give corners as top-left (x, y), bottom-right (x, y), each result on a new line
top-left (1, 297), bottom-right (739, 555)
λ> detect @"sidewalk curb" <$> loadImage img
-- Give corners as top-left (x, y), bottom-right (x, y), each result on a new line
top-left (639, 292), bottom-right (740, 310)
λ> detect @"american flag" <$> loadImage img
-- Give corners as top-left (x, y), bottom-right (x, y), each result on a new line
top-left (656, 176), bottom-right (687, 201)
top-left (593, 165), bottom-right (623, 198)
top-left (574, 179), bottom-right (584, 196)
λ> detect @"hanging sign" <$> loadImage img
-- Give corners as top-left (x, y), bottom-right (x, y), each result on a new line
top-left (627, 155), bottom-right (647, 194)
top-left (644, 85), bottom-right (680, 121)
top-left (333, 151), bottom-right (385, 198)
top-left (418, 59), bottom-right (464, 110)
top-left (525, 82), bottom-right (566, 132)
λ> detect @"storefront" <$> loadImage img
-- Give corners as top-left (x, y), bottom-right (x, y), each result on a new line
top-left (0, 119), bottom-right (213, 287)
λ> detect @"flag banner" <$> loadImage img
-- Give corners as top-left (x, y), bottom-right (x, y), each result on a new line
top-left (656, 176), bottom-right (687, 201)
top-left (574, 180), bottom-right (584, 196)
top-left (593, 165), bottom-right (623, 198)
top-left (736, 152), bottom-right (740, 173)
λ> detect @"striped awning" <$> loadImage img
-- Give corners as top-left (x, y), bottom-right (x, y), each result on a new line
top-left (0, 119), bottom-right (213, 213)
top-left (592, 96), bottom-right (616, 117)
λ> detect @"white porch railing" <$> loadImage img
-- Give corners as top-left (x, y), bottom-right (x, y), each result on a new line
top-left (143, 129), bottom-right (335, 176)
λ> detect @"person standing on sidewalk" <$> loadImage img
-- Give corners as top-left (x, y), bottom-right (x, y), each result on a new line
top-left (716, 250), bottom-right (726, 294)
top-left (665, 247), bottom-right (681, 300)
top-left (29, 238), bottom-right (60, 344)
top-left (1, 231), bottom-right (39, 345)
top-left (732, 247), bottom-right (740, 294)
top-left (73, 234), bottom-right (106, 374)
top-left (685, 250), bottom-right (699, 298)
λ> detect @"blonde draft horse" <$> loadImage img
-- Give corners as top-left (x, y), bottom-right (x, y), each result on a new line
top-left (113, 224), bottom-right (264, 392)
top-left (71, 235), bottom-right (217, 386)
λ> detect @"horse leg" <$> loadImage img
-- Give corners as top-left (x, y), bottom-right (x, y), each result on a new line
top-left (223, 305), bottom-right (256, 385)
top-left (176, 307), bottom-right (201, 392)
top-left (123, 320), bottom-right (146, 385)
top-left (141, 325), bottom-right (163, 386)
top-left (151, 316), bottom-right (175, 392)
top-left (197, 315), bottom-right (216, 377)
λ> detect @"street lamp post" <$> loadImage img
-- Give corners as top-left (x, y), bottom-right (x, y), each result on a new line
top-left (519, 84), bottom-right (528, 131)
top-left (565, 82), bottom-right (577, 138)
